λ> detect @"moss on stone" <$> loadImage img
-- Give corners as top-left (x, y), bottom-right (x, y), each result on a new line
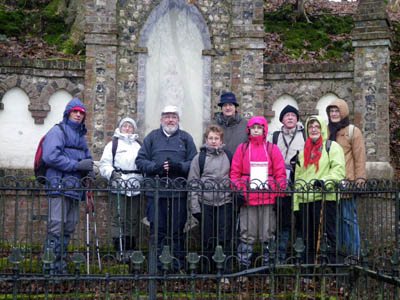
top-left (264, 6), bottom-right (354, 61)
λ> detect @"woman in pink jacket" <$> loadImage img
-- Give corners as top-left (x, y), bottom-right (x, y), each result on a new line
top-left (230, 116), bottom-right (286, 273)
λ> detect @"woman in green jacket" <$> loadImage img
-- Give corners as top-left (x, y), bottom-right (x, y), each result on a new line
top-left (294, 115), bottom-right (345, 265)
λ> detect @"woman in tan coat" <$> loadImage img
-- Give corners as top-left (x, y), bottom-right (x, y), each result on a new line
top-left (326, 98), bottom-right (366, 258)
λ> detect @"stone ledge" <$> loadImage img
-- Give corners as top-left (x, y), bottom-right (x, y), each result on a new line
top-left (366, 161), bottom-right (393, 180)
top-left (264, 62), bottom-right (353, 74)
top-left (0, 57), bottom-right (84, 71)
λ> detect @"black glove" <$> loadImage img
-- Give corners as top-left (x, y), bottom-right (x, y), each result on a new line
top-left (193, 213), bottom-right (202, 223)
top-left (168, 160), bottom-right (182, 175)
top-left (313, 180), bottom-right (324, 189)
top-left (77, 159), bottom-right (94, 171)
top-left (111, 170), bottom-right (122, 181)
top-left (153, 162), bottom-right (166, 176)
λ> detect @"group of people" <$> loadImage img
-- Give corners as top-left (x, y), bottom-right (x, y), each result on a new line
top-left (40, 93), bottom-right (366, 277)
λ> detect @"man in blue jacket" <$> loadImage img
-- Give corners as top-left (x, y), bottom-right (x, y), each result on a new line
top-left (136, 105), bottom-right (197, 272)
top-left (42, 97), bottom-right (94, 275)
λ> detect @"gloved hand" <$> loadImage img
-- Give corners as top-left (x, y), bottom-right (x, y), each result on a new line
top-left (153, 162), bottom-right (166, 176)
top-left (193, 213), bottom-right (202, 223)
top-left (111, 170), bottom-right (122, 181)
top-left (313, 180), bottom-right (324, 189)
top-left (168, 160), bottom-right (182, 175)
top-left (77, 159), bottom-right (94, 171)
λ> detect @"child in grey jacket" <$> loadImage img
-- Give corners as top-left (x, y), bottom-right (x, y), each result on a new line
top-left (188, 125), bottom-right (234, 278)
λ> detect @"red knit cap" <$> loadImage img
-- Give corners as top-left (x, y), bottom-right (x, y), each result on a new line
top-left (70, 106), bottom-right (86, 114)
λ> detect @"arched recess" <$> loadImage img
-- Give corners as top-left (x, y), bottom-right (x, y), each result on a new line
top-left (268, 94), bottom-right (299, 141)
top-left (0, 88), bottom-right (71, 169)
top-left (137, 0), bottom-right (212, 147)
top-left (316, 93), bottom-right (339, 124)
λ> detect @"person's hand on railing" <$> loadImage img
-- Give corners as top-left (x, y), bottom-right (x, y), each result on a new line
top-left (111, 170), bottom-right (122, 181)
top-left (77, 159), bottom-right (94, 171)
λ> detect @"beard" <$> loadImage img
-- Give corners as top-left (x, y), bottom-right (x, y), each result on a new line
top-left (162, 124), bottom-right (178, 135)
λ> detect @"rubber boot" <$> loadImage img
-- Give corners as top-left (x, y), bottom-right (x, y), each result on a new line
top-left (113, 237), bottom-right (125, 262)
top-left (278, 231), bottom-right (289, 263)
top-left (263, 242), bottom-right (270, 266)
top-left (44, 233), bottom-right (65, 275)
top-left (237, 243), bottom-right (253, 270)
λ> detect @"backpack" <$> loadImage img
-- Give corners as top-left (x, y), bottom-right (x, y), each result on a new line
top-left (112, 137), bottom-right (142, 173)
top-left (198, 148), bottom-right (233, 177)
top-left (34, 124), bottom-right (66, 184)
top-left (272, 128), bottom-right (306, 145)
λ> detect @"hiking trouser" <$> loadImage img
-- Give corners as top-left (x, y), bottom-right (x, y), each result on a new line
top-left (147, 195), bottom-right (187, 272)
top-left (298, 201), bottom-right (337, 265)
top-left (47, 196), bottom-right (79, 237)
top-left (338, 197), bottom-right (360, 257)
top-left (111, 193), bottom-right (140, 242)
top-left (200, 203), bottom-right (234, 273)
top-left (239, 205), bottom-right (276, 244)
top-left (276, 196), bottom-right (293, 262)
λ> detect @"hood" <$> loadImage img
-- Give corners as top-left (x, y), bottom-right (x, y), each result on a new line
top-left (326, 98), bottom-right (349, 121)
top-left (304, 115), bottom-right (328, 142)
top-left (113, 128), bottom-right (139, 143)
top-left (247, 116), bottom-right (268, 138)
top-left (63, 97), bottom-right (87, 135)
top-left (118, 117), bottom-right (138, 132)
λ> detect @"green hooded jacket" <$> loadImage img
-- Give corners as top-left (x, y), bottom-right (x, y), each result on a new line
top-left (293, 115), bottom-right (345, 211)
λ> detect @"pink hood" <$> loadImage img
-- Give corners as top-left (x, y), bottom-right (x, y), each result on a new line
top-left (246, 116), bottom-right (269, 138)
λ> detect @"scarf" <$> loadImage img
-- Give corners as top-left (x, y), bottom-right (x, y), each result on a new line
top-left (328, 117), bottom-right (349, 141)
top-left (304, 136), bottom-right (323, 172)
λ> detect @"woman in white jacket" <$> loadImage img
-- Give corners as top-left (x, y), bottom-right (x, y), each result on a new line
top-left (99, 117), bottom-right (142, 260)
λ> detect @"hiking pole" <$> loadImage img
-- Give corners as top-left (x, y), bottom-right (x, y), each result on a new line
top-left (116, 191), bottom-right (124, 261)
top-left (315, 190), bottom-right (326, 265)
top-left (86, 192), bottom-right (91, 274)
top-left (88, 189), bottom-right (102, 271)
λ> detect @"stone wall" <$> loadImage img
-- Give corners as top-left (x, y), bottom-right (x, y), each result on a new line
top-left (264, 62), bottom-right (354, 122)
top-left (0, 58), bottom-right (85, 124)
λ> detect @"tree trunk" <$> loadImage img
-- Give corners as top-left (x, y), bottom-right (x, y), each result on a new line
top-left (62, 0), bottom-right (86, 54)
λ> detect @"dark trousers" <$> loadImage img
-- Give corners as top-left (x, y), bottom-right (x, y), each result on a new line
top-left (298, 200), bottom-right (337, 265)
top-left (200, 203), bottom-right (234, 273)
top-left (276, 196), bottom-right (293, 261)
top-left (147, 195), bottom-right (187, 271)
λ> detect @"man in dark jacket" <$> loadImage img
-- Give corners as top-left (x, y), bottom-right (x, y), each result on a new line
top-left (213, 92), bottom-right (248, 154)
top-left (136, 105), bottom-right (197, 272)
top-left (272, 105), bottom-right (305, 263)
top-left (42, 97), bottom-right (94, 275)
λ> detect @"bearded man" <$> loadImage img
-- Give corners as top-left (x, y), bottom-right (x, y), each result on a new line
top-left (136, 105), bottom-right (197, 272)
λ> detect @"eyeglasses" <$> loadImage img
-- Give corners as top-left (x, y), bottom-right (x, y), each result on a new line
top-left (308, 125), bottom-right (321, 131)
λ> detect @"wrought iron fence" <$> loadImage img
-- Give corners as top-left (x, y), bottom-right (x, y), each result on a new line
top-left (0, 175), bottom-right (399, 299)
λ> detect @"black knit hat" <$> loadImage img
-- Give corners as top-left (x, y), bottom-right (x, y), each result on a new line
top-left (279, 105), bottom-right (299, 122)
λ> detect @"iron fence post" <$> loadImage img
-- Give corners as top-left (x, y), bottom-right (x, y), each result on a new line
top-left (149, 176), bottom-right (159, 300)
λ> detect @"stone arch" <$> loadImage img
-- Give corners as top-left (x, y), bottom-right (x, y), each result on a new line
top-left (29, 79), bottom-right (84, 124)
top-left (0, 88), bottom-right (72, 169)
top-left (137, 0), bottom-right (212, 147)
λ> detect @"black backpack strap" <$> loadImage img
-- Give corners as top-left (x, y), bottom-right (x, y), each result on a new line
top-left (112, 137), bottom-right (119, 168)
top-left (272, 131), bottom-right (280, 145)
top-left (56, 123), bottom-right (67, 139)
top-left (223, 149), bottom-right (233, 165)
top-left (198, 149), bottom-right (207, 177)
top-left (325, 139), bottom-right (332, 154)
top-left (301, 128), bottom-right (306, 141)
